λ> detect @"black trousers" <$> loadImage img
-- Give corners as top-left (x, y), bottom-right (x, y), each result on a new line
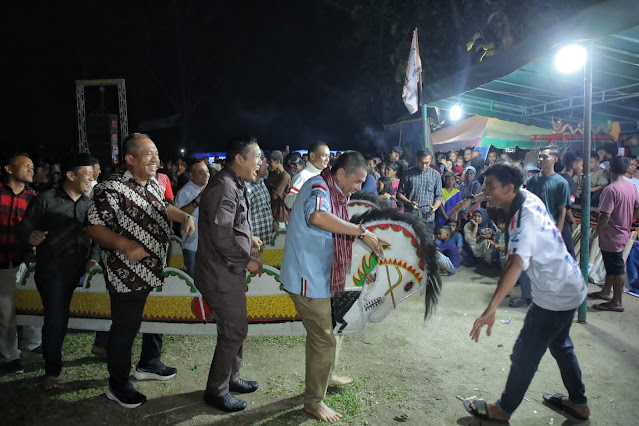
top-left (107, 288), bottom-right (163, 392)
top-left (35, 274), bottom-right (81, 377)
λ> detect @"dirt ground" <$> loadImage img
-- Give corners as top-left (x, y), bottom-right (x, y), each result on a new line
top-left (2, 265), bottom-right (638, 425)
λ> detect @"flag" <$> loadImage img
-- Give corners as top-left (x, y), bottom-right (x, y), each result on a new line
top-left (402, 28), bottom-right (422, 114)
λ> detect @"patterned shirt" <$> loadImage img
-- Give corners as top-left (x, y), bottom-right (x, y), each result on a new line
top-left (246, 178), bottom-right (274, 245)
top-left (0, 181), bottom-right (36, 269)
top-left (398, 166), bottom-right (443, 222)
top-left (85, 170), bottom-right (171, 293)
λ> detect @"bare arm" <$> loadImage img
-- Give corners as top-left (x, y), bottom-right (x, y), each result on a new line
top-left (590, 212), bottom-right (610, 242)
top-left (470, 254), bottom-right (524, 342)
top-left (309, 211), bottom-right (389, 257)
top-left (85, 224), bottom-right (150, 261)
top-left (167, 204), bottom-right (194, 236)
top-left (556, 205), bottom-right (566, 233)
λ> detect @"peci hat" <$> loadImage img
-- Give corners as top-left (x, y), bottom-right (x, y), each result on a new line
top-left (61, 152), bottom-right (94, 174)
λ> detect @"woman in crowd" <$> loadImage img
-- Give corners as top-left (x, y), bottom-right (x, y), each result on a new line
top-left (437, 171), bottom-right (462, 227)
top-left (383, 162), bottom-right (402, 211)
top-left (459, 166), bottom-right (482, 216)
top-left (463, 208), bottom-right (498, 265)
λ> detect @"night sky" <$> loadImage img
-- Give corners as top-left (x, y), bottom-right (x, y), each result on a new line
top-left (7, 0), bottom-right (601, 163)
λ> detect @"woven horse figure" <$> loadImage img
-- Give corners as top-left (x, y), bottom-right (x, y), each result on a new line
top-left (331, 202), bottom-right (442, 334)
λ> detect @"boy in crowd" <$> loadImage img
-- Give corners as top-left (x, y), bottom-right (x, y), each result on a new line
top-left (435, 226), bottom-right (461, 275)
top-left (446, 218), bottom-right (463, 255)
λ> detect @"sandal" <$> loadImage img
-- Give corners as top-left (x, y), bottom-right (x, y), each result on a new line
top-left (593, 302), bottom-right (624, 312)
top-left (463, 398), bottom-right (509, 423)
top-left (542, 393), bottom-right (589, 421)
top-left (587, 291), bottom-right (612, 301)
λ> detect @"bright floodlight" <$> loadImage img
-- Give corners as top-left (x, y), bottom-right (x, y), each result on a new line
top-left (180, 148), bottom-right (185, 154)
top-left (555, 45), bottom-right (586, 73)
top-left (450, 104), bottom-right (463, 121)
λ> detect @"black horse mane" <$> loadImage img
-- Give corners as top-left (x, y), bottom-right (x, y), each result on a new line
top-left (350, 207), bottom-right (442, 320)
top-left (349, 191), bottom-right (382, 209)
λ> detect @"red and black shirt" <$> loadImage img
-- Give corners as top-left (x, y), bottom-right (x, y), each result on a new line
top-left (0, 181), bottom-right (36, 269)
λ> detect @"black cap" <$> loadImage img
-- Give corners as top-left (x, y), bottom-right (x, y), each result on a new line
top-left (61, 152), bottom-right (93, 174)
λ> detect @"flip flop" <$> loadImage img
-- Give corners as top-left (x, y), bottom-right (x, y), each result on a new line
top-left (41, 375), bottom-right (59, 391)
top-left (542, 393), bottom-right (589, 421)
top-left (463, 398), bottom-right (509, 424)
top-left (587, 291), bottom-right (612, 301)
top-left (593, 302), bottom-right (624, 312)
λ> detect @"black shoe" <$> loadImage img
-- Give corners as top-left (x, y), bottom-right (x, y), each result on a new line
top-left (204, 393), bottom-right (247, 412)
top-left (106, 387), bottom-right (147, 409)
top-left (229, 378), bottom-right (259, 393)
top-left (30, 345), bottom-right (43, 355)
top-left (3, 359), bottom-right (24, 375)
top-left (134, 364), bottom-right (177, 381)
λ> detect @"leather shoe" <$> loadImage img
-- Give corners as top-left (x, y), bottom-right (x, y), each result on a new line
top-left (229, 378), bottom-right (259, 393)
top-left (204, 393), bottom-right (247, 412)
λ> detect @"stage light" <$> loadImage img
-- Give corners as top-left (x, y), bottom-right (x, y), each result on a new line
top-left (450, 104), bottom-right (463, 121)
top-left (555, 45), bottom-right (586, 73)
top-left (180, 148), bottom-right (185, 154)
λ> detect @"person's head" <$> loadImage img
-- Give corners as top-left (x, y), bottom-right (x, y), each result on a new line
top-left (437, 226), bottom-right (452, 241)
top-left (463, 166), bottom-right (476, 182)
top-left (255, 152), bottom-right (268, 179)
top-left (570, 153), bottom-right (584, 175)
top-left (329, 152), bottom-right (335, 160)
top-left (590, 152), bottom-right (600, 169)
top-left (268, 150), bottom-right (284, 172)
top-left (446, 218), bottom-right (458, 233)
top-left (486, 151), bottom-right (497, 165)
top-left (627, 156), bottom-right (638, 177)
top-left (226, 137), bottom-right (262, 182)
top-left (597, 147), bottom-right (607, 162)
top-left (472, 150), bottom-right (483, 159)
top-left (287, 152), bottom-right (304, 171)
top-left (443, 171), bottom-right (456, 188)
top-left (61, 152), bottom-right (94, 195)
top-left (610, 155), bottom-right (630, 178)
top-left (51, 171), bottom-right (61, 183)
top-left (331, 151), bottom-right (368, 196)
top-left (3, 153), bottom-right (34, 185)
top-left (415, 149), bottom-right (433, 173)
top-left (389, 146), bottom-right (403, 163)
top-left (537, 146), bottom-right (559, 172)
top-left (365, 156), bottom-right (376, 174)
top-left (302, 153), bottom-right (309, 163)
top-left (90, 157), bottom-right (101, 180)
top-left (500, 152), bottom-right (513, 163)
top-left (455, 157), bottom-right (464, 167)
top-left (449, 151), bottom-right (458, 162)
top-left (123, 133), bottom-right (159, 183)
top-left (471, 210), bottom-right (483, 224)
top-left (526, 166), bottom-right (541, 178)
top-left (463, 147), bottom-right (473, 162)
top-left (445, 160), bottom-right (453, 171)
top-left (481, 163), bottom-right (524, 209)
top-left (436, 152), bottom-right (446, 163)
top-left (190, 160), bottom-right (210, 188)
top-left (378, 162), bottom-right (389, 177)
top-left (385, 161), bottom-right (399, 179)
top-left (377, 176), bottom-right (392, 195)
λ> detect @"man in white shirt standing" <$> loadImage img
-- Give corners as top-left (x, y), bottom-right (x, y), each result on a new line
top-left (284, 141), bottom-right (330, 209)
top-left (457, 163), bottom-right (589, 423)
top-left (622, 156), bottom-right (639, 195)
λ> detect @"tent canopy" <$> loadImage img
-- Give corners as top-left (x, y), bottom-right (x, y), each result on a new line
top-left (423, 0), bottom-right (639, 133)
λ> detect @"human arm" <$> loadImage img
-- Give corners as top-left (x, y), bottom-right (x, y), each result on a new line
top-left (167, 204), bottom-right (195, 236)
top-left (590, 212), bottom-right (610, 244)
top-left (470, 254), bottom-right (523, 342)
top-left (18, 193), bottom-right (47, 247)
top-left (452, 192), bottom-right (489, 214)
top-left (556, 204), bottom-right (566, 233)
top-left (309, 211), bottom-right (389, 257)
top-left (270, 173), bottom-right (291, 200)
top-left (85, 225), bottom-right (150, 262)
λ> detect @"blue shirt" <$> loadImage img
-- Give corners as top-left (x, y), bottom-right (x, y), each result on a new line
top-left (174, 180), bottom-right (201, 251)
top-left (280, 175), bottom-right (336, 298)
top-left (436, 238), bottom-right (461, 269)
top-left (361, 174), bottom-right (378, 195)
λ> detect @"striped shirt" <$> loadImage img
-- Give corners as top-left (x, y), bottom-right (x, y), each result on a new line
top-left (398, 166), bottom-right (443, 222)
top-left (246, 178), bottom-right (274, 245)
top-left (0, 182), bottom-right (35, 268)
top-left (85, 170), bottom-right (171, 293)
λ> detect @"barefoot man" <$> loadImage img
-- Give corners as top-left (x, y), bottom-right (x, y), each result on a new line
top-left (280, 151), bottom-right (389, 422)
top-left (454, 163), bottom-right (590, 423)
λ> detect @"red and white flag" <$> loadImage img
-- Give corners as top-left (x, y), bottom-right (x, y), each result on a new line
top-left (402, 28), bottom-right (422, 114)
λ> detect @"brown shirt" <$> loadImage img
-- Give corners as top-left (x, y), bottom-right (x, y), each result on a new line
top-left (85, 170), bottom-right (170, 293)
top-left (265, 169), bottom-right (291, 222)
top-left (195, 167), bottom-right (252, 295)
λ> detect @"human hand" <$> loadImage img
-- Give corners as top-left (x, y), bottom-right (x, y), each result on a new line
top-left (426, 205), bottom-right (436, 215)
top-left (470, 308), bottom-right (496, 342)
top-left (365, 272), bottom-right (377, 284)
top-left (183, 216), bottom-right (195, 236)
top-left (272, 221), bottom-right (280, 233)
top-left (247, 257), bottom-right (263, 276)
top-left (362, 230), bottom-right (391, 258)
top-left (122, 240), bottom-right (151, 262)
top-left (29, 230), bottom-right (48, 246)
top-left (410, 201), bottom-right (419, 210)
top-left (85, 259), bottom-right (99, 272)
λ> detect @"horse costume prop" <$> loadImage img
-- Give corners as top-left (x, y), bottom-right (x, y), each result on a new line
top-left (15, 197), bottom-right (441, 336)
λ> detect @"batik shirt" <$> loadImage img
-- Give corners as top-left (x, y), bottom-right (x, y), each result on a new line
top-left (0, 181), bottom-right (35, 269)
top-left (246, 178), bottom-right (274, 245)
top-left (398, 166), bottom-right (443, 222)
top-left (86, 170), bottom-right (171, 293)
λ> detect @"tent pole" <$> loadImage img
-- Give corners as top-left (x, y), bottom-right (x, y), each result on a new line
top-left (578, 41), bottom-right (593, 324)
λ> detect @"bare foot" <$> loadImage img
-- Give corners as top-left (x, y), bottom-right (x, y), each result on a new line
top-left (328, 376), bottom-right (353, 386)
top-left (304, 403), bottom-right (343, 422)
top-left (41, 375), bottom-right (59, 391)
top-left (587, 291), bottom-right (612, 301)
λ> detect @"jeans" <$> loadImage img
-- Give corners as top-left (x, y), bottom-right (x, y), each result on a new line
top-left (107, 288), bottom-right (163, 392)
top-left (497, 303), bottom-right (587, 415)
top-left (435, 251), bottom-right (456, 275)
top-left (35, 274), bottom-right (82, 377)
top-left (519, 272), bottom-right (532, 299)
top-left (183, 249), bottom-right (196, 278)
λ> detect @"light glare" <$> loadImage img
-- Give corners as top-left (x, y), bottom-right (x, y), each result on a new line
top-left (555, 45), bottom-right (586, 73)
top-left (450, 104), bottom-right (463, 121)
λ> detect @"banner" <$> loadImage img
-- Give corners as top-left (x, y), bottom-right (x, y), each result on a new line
top-left (402, 28), bottom-right (422, 114)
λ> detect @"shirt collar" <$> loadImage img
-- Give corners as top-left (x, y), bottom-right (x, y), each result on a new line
top-left (305, 162), bottom-right (322, 174)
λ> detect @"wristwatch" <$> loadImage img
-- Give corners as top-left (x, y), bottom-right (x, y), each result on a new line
top-left (191, 200), bottom-right (200, 208)
top-left (470, 195), bottom-right (477, 205)
top-left (184, 214), bottom-right (194, 223)
top-left (357, 224), bottom-right (367, 239)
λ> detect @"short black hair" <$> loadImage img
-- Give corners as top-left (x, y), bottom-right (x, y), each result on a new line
top-left (611, 156), bottom-right (630, 175)
top-left (415, 149), bottom-right (433, 159)
top-left (390, 146), bottom-right (403, 157)
top-left (122, 132), bottom-right (151, 156)
top-left (539, 145), bottom-right (560, 158)
top-left (5, 152), bottom-right (30, 167)
top-left (226, 137), bottom-right (259, 164)
top-left (308, 140), bottom-right (328, 154)
top-left (590, 152), bottom-right (600, 162)
top-left (482, 163), bottom-right (524, 192)
top-left (331, 151), bottom-right (367, 176)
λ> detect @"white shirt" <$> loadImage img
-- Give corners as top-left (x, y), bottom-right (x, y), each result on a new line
top-left (507, 189), bottom-right (586, 311)
top-left (174, 180), bottom-right (202, 251)
top-left (284, 161), bottom-right (323, 209)
top-left (623, 176), bottom-right (639, 195)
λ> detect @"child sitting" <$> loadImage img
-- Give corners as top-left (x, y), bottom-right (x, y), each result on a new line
top-left (435, 226), bottom-right (461, 275)
top-left (446, 218), bottom-right (463, 255)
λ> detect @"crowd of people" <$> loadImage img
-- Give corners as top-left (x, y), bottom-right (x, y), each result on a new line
top-left (2, 130), bottom-right (638, 422)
